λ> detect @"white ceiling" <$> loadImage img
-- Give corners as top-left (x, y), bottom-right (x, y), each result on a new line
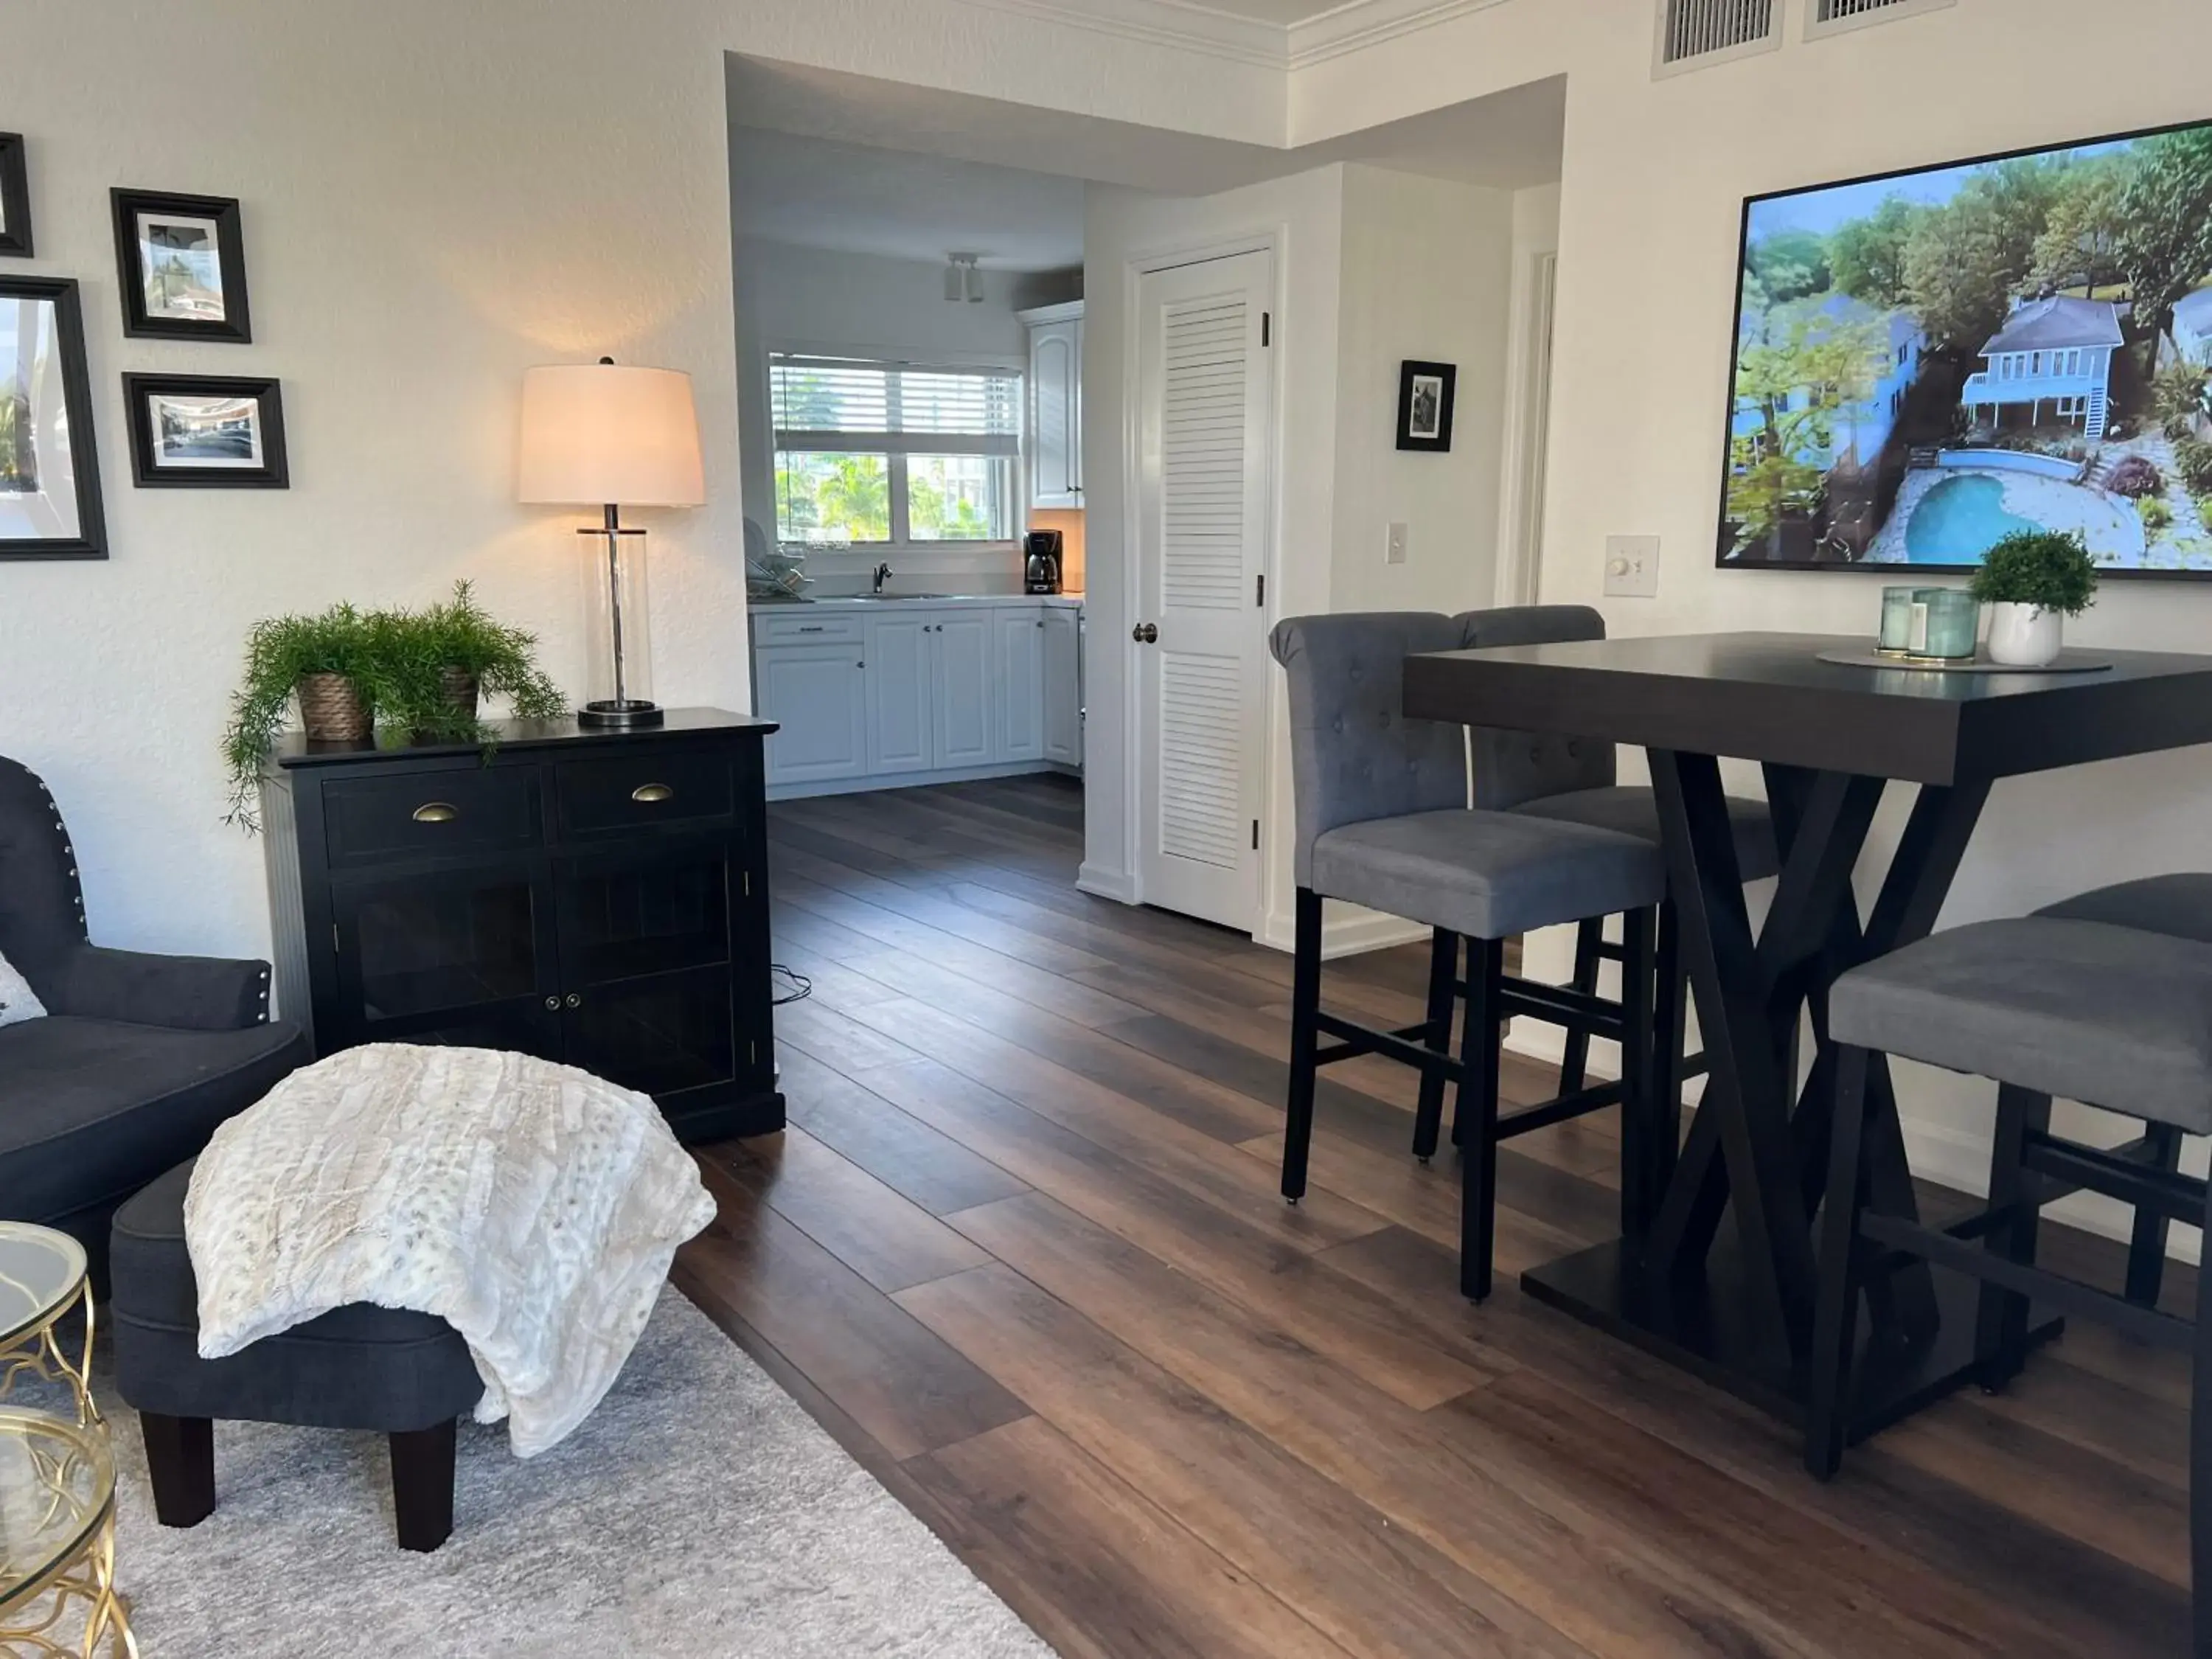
top-left (726, 56), bottom-right (1565, 198)
top-left (730, 128), bottom-right (1086, 271)
top-left (1141, 0), bottom-right (1326, 18)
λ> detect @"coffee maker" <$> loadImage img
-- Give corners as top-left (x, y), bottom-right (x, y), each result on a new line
top-left (1023, 529), bottom-right (1065, 595)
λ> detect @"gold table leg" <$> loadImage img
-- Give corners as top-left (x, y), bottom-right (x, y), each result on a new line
top-left (0, 1283), bottom-right (98, 1429)
top-left (0, 1505), bottom-right (136, 1658)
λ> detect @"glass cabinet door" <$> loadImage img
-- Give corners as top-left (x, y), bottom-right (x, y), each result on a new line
top-left (557, 840), bottom-right (738, 1102)
top-left (333, 869), bottom-right (560, 1055)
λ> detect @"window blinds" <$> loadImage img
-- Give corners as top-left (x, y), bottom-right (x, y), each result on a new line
top-left (771, 356), bottom-right (1020, 456)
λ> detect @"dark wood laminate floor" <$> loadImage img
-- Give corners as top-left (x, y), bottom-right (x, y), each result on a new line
top-left (675, 773), bottom-right (2194, 1659)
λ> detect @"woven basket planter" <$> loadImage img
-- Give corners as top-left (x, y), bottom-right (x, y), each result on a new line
top-left (296, 673), bottom-right (371, 742)
top-left (439, 667), bottom-right (480, 723)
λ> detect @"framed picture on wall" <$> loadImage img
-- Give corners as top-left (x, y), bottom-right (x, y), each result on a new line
top-left (123, 374), bottom-right (288, 488)
top-left (0, 136), bottom-right (30, 257)
top-left (1397, 360), bottom-right (1457, 453)
top-left (0, 276), bottom-right (107, 560)
top-left (110, 188), bottom-right (252, 341)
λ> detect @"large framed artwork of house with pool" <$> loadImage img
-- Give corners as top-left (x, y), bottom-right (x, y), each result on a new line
top-left (1718, 118), bottom-right (2212, 577)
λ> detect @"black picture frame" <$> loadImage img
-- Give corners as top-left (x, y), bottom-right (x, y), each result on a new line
top-left (1716, 112), bottom-right (2212, 579)
top-left (123, 374), bottom-right (288, 489)
top-left (111, 187), bottom-right (252, 342)
top-left (1396, 361), bottom-right (1457, 453)
top-left (0, 136), bottom-right (30, 257)
top-left (0, 276), bottom-right (106, 560)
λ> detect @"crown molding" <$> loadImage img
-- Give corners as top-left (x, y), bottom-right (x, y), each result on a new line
top-left (951, 0), bottom-right (1515, 73)
top-left (1287, 0), bottom-right (1512, 69)
top-left (950, 0), bottom-right (1284, 69)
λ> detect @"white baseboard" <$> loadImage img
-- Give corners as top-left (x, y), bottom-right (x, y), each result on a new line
top-left (1252, 907), bottom-right (1429, 959)
top-left (767, 760), bottom-right (1060, 802)
top-left (1076, 861), bottom-right (1139, 904)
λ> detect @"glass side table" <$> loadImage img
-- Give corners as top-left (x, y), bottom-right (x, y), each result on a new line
top-left (0, 1408), bottom-right (133, 1655)
top-left (0, 1224), bottom-right (97, 1427)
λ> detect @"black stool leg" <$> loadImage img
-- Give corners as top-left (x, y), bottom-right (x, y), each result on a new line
top-left (1652, 902), bottom-right (1687, 1188)
top-left (1975, 1085), bottom-right (2051, 1393)
top-left (2192, 1175), bottom-right (2212, 1659)
top-left (2126, 1121), bottom-right (2184, 1308)
top-left (1411, 928), bottom-right (1459, 1163)
top-left (141, 1413), bottom-right (215, 1528)
top-left (1459, 936), bottom-right (1505, 1301)
top-left (1556, 916), bottom-right (1604, 1095)
top-left (1283, 886), bottom-right (1324, 1204)
top-left (1806, 1043), bottom-right (1871, 1481)
top-left (391, 1419), bottom-right (458, 1552)
top-left (1618, 908), bottom-right (1660, 1254)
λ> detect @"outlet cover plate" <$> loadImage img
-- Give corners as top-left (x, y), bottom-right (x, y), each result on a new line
top-left (1604, 535), bottom-right (1660, 599)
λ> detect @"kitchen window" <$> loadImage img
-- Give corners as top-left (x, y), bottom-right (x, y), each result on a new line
top-left (771, 355), bottom-right (1020, 547)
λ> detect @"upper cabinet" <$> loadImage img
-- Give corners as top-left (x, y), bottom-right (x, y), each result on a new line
top-left (1022, 300), bottom-right (1084, 510)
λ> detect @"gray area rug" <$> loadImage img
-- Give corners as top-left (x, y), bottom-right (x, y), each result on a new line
top-left (82, 1287), bottom-right (1054, 1658)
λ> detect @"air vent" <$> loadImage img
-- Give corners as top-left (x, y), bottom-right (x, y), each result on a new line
top-left (1652, 0), bottom-right (1781, 77)
top-left (1806, 0), bottom-right (1956, 40)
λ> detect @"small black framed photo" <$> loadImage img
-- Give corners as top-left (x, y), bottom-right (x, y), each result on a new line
top-left (111, 188), bottom-right (252, 341)
top-left (1395, 360), bottom-right (1457, 453)
top-left (0, 276), bottom-right (106, 560)
top-left (0, 136), bottom-right (30, 257)
top-left (123, 374), bottom-right (288, 489)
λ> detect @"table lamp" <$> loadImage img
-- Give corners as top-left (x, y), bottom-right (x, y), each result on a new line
top-left (517, 358), bottom-right (705, 728)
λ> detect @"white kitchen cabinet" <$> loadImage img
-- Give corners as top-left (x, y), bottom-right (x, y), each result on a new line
top-left (865, 613), bottom-right (935, 774)
top-left (757, 647), bottom-right (867, 787)
top-left (1022, 302), bottom-right (1083, 509)
top-left (995, 608), bottom-right (1046, 763)
top-left (932, 608), bottom-right (995, 768)
top-left (1043, 606), bottom-right (1082, 768)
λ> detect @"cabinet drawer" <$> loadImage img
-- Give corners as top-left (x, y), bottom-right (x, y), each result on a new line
top-left (557, 751), bottom-right (732, 837)
top-left (323, 769), bottom-right (540, 866)
top-left (756, 613), bottom-right (863, 645)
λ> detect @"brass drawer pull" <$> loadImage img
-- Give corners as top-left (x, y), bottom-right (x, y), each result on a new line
top-left (412, 802), bottom-right (459, 824)
top-left (631, 783), bottom-right (675, 804)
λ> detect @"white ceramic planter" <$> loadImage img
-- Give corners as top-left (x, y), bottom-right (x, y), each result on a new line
top-left (1985, 602), bottom-right (2063, 667)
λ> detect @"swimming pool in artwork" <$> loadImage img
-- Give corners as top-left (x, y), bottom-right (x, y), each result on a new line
top-left (1902, 474), bottom-right (2040, 564)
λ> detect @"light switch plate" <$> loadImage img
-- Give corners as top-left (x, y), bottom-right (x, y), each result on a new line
top-left (1603, 535), bottom-right (1660, 599)
top-left (1385, 521), bottom-right (1408, 566)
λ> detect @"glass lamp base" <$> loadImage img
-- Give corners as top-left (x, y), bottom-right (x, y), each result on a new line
top-left (577, 698), bottom-right (664, 729)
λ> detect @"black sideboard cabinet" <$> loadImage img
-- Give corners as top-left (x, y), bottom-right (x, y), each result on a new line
top-left (259, 708), bottom-right (782, 1144)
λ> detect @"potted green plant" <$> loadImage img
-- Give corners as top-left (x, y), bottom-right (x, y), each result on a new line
top-left (1969, 529), bottom-right (2098, 667)
top-left (368, 581), bottom-right (567, 744)
top-left (221, 602), bottom-right (385, 827)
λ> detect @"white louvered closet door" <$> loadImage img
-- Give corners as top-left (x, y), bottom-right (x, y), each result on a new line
top-left (1134, 250), bottom-right (1273, 931)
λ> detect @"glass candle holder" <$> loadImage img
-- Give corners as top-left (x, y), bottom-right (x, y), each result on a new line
top-left (1922, 590), bottom-right (1980, 661)
top-left (1878, 586), bottom-right (1918, 654)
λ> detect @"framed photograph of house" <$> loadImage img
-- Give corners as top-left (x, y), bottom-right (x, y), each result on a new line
top-left (0, 135), bottom-right (30, 257)
top-left (1719, 117), bottom-right (2212, 577)
top-left (110, 188), bottom-right (252, 342)
top-left (1397, 361), bottom-right (1457, 453)
top-left (122, 374), bottom-right (288, 488)
top-left (0, 276), bottom-right (106, 560)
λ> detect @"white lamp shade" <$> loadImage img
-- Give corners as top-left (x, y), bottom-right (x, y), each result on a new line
top-left (516, 362), bottom-right (706, 507)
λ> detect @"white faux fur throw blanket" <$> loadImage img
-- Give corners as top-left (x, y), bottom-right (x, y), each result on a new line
top-left (185, 1044), bottom-right (717, 1457)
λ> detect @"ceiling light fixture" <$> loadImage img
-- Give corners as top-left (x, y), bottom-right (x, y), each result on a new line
top-left (945, 253), bottom-right (984, 304)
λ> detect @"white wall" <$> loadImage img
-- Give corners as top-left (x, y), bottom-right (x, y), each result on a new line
top-left (731, 237), bottom-right (1034, 593)
top-left (1329, 164), bottom-right (1514, 614)
top-left (0, 0), bottom-right (1277, 974)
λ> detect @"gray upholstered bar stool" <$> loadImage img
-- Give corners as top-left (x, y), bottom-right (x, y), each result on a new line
top-left (1271, 611), bottom-right (1669, 1300)
top-left (1805, 916), bottom-right (2212, 1652)
top-left (1450, 604), bottom-right (1781, 1126)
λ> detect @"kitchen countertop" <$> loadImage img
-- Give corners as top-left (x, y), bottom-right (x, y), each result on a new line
top-left (751, 592), bottom-right (1084, 609)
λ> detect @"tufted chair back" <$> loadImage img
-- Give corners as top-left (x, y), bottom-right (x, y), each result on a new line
top-left (1453, 605), bottom-right (1618, 810)
top-left (1268, 612), bottom-right (1468, 886)
top-left (0, 758), bottom-right (90, 1004)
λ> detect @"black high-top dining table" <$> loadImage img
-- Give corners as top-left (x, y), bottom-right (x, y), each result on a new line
top-left (1405, 630), bottom-right (2212, 1437)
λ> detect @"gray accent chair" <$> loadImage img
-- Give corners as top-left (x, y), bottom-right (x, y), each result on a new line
top-left (112, 1160), bottom-right (478, 1551)
top-left (1454, 605), bottom-right (1781, 1102)
top-left (0, 757), bottom-right (307, 1286)
top-left (1806, 915), bottom-right (2212, 1650)
top-left (1270, 611), bottom-right (1669, 1299)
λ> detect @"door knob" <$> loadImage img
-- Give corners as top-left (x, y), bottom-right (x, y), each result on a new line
top-left (1131, 623), bottom-right (1158, 644)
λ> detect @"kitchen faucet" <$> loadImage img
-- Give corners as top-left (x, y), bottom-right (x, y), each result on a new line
top-left (872, 561), bottom-right (894, 596)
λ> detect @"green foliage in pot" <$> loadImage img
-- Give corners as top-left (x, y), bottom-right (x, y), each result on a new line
top-left (1967, 530), bottom-right (2100, 618)
top-left (220, 602), bottom-right (388, 828)
top-left (220, 584), bottom-right (567, 832)
top-left (367, 581), bottom-right (567, 745)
